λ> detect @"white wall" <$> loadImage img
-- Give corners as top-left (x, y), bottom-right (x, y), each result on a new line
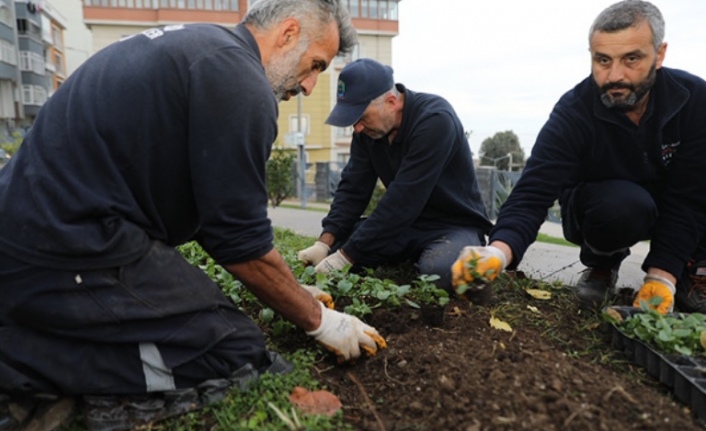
top-left (51, 0), bottom-right (93, 76)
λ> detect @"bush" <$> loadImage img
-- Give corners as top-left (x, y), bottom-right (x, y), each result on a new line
top-left (266, 147), bottom-right (295, 208)
top-left (0, 131), bottom-right (23, 157)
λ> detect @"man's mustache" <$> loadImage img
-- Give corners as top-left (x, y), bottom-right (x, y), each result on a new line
top-left (601, 82), bottom-right (635, 92)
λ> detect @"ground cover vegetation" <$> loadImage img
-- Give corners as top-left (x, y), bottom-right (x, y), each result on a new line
top-left (61, 228), bottom-right (706, 431)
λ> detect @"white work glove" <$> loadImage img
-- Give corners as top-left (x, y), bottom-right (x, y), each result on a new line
top-left (301, 284), bottom-right (334, 309)
top-left (306, 303), bottom-right (387, 362)
top-left (297, 241), bottom-right (331, 266)
top-left (451, 245), bottom-right (508, 299)
top-left (314, 250), bottom-right (351, 273)
top-left (633, 274), bottom-right (676, 314)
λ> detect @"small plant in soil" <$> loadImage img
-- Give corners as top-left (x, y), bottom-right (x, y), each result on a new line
top-left (454, 253), bottom-right (497, 297)
top-left (604, 300), bottom-right (706, 356)
top-left (404, 274), bottom-right (448, 308)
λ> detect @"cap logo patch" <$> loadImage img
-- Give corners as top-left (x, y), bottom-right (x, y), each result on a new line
top-left (337, 80), bottom-right (346, 98)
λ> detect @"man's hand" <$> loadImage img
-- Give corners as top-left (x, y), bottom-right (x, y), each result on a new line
top-left (633, 274), bottom-right (675, 314)
top-left (298, 241), bottom-right (330, 266)
top-left (451, 245), bottom-right (508, 298)
top-left (301, 284), bottom-right (334, 309)
top-left (306, 303), bottom-right (387, 362)
top-left (314, 250), bottom-right (351, 273)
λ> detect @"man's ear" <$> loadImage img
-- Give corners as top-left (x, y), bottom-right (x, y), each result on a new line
top-left (276, 17), bottom-right (301, 49)
top-left (655, 42), bottom-right (667, 69)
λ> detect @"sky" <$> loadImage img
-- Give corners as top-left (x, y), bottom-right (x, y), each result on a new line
top-left (391, 0), bottom-right (706, 157)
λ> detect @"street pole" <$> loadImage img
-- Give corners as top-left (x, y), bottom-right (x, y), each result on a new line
top-left (297, 94), bottom-right (306, 208)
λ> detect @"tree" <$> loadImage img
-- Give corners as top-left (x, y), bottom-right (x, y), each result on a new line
top-left (266, 147), bottom-right (295, 208)
top-left (479, 130), bottom-right (525, 171)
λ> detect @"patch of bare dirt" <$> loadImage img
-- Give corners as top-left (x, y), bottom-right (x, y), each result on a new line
top-left (310, 274), bottom-right (705, 431)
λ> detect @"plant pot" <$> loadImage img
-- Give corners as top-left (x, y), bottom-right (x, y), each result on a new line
top-left (420, 304), bottom-right (446, 327)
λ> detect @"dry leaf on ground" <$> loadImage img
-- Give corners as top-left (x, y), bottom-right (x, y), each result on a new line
top-left (289, 386), bottom-right (342, 417)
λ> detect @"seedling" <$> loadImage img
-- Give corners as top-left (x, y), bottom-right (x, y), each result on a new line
top-left (455, 254), bottom-right (497, 296)
top-left (609, 302), bottom-right (706, 356)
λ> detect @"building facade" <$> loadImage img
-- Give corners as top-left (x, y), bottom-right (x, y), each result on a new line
top-left (81, 0), bottom-right (400, 169)
top-left (0, 0), bottom-right (67, 138)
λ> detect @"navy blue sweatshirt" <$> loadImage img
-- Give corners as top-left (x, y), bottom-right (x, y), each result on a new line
top-left (491, 67), bottom-right (706, 278)
top-left (322, 85), bottom-right (493, 262)
top-left (0, 24), bottom-right (277, 270)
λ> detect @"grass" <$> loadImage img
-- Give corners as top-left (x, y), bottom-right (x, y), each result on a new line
top-left (536, 232), bottom-right (576, 247)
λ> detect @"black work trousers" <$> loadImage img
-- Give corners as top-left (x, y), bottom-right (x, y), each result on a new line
top-left (0, 241), bottom-right (269, 396)
top-left (560, 180), bottom-right (658, 269)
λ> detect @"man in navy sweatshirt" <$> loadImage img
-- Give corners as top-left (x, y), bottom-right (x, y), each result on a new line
top-left (452, 0), bottom-right (706, 315)
top-left (297, 58), bottom-right (492, 295)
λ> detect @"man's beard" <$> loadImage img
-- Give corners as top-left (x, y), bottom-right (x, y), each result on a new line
top-left (599, 63), bottom-right (657, 111)
top-left (267, 39), bottom-right (308, 101)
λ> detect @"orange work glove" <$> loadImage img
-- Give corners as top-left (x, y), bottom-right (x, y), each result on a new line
top-left (633, 274), bottom-right (675, 314)
top-left (451, 245), bottom-right (507, 299)
top-left (301, 284), bottom-right (335, 309)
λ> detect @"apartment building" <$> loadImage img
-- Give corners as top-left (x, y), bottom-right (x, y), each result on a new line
top-left (0, 0), bottom-right (67, 137)
top-left (81, 0), bottom-right (400, 167)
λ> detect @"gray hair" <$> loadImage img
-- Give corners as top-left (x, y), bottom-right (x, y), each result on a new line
top-left (589, 0), bottom-right (665, 52)
top-left (371, 85), bottom-right (400, 104)
top-left (243, 0), bottom-right (358, 56)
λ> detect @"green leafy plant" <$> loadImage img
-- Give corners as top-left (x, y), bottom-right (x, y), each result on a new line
top-left (605, 302), bottom-right (706, 356)
top-left (405, 274), bottom-right (449, 308)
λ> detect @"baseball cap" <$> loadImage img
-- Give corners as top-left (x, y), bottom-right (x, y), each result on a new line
top-left (325, 58), bottom-right (394, 127)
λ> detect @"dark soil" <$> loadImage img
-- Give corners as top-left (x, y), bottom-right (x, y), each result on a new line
top-left (309, 272), bottom-right (706, 431)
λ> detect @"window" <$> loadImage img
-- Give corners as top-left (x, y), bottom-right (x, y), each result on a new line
top-left (335, 126), bottom-right (353, 139)
top-left (289, 115), bottom-right (310, 135)
top-left (0, 0), bottom-right (12, 27)
top-left (347, 0), bottom-right (359, 18)
top-left (53, 52), bottom-right (65, 75)
top-left (379, 0), bottom-right (398, 20)
top-left (16, 19), bottom-right (27, 33)
top-left (369, 0), bottom-right (378, 18)
top-left (52, 26), bottom-right (63, 51)
top-left (19, 51), bottom-right (45, 75)
top-left (336, 153), bottom-right (349, 165)
top-left (22, 85), bottom-right (47, 106)
top-left (0, 39), bottom-right (16, 65)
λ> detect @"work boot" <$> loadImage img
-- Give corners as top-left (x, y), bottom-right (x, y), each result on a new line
top-left (574, 266), bottom-right (619, 310)
top-left (675, 260), bottom-right (706, 313)
top-left (0, 394), bottom-right (76, 431)
top-left (82, 388), bottom-right (203, 431)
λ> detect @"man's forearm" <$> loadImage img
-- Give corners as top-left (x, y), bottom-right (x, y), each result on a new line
top-left (225, 248), bottom-right (321, 331)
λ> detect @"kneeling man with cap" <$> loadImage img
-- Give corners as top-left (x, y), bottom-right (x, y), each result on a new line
top-left (297, 58), bottom-right (492, 296)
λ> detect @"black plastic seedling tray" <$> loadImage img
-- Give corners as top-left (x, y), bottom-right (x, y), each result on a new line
top-left (606, 306), bottom-right (706, 421)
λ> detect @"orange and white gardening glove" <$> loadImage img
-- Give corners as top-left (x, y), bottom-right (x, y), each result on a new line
top-left (451, 245), bottom-right (508, 299)
top-left (633, 274), bottom-right (675, 314)
top-left (301, 284), bottom-right (335, 309)
top-left (297, 241), bottom-right (331, 266)
top-left (306, 303), bottom-right (387, 363)
top-left (314, 250), bottom-right (351, 274)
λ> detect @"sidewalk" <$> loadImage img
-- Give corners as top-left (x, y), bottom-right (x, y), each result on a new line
top-left (267, 202), bottom-right (647, 290)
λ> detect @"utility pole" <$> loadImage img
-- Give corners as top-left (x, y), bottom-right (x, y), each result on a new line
top-left (297, 94), bottom-right (306, 208)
